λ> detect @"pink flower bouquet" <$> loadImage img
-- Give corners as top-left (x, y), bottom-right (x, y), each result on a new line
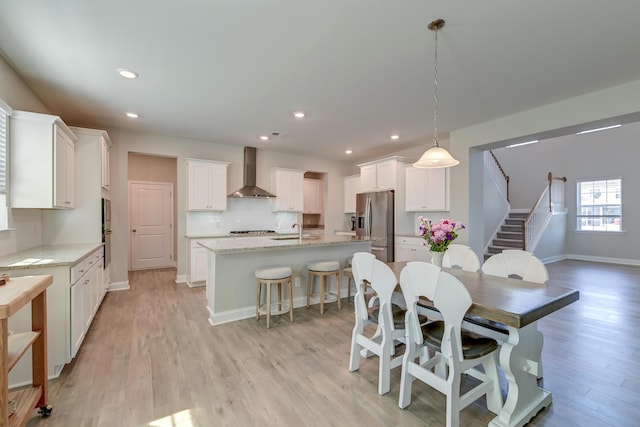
top-left (418, 217), bottom-right (465, 252)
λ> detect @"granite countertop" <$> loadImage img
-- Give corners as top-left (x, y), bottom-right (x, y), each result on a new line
top-left (199, 234), bottom-right (373, 254)
top-left (0, 242), bottom-right (103, 270)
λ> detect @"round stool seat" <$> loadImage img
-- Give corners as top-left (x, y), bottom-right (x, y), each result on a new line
top-left (308, 261), bottom-right (340, 272)
top-left (255, 266), bottom-right (292, 280)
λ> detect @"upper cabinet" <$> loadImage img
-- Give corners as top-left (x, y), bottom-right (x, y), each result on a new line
top-left (187, 159), bottom-right (230, 211)
top-left (358, 156), bottom-right (408, 192)
top-left (343, 175), bottom-right (361, 213)
top-left (10, 111), bottom-right (77, 209)
top-left (100, 135), bottom-right (111, 191)
top-left (271, 168), bottom-right (304, 212)
top-left (404, 166), bottom-right (449, 212)
top-left (43, 127), bottom-right (113, 245)
top-left (303, 178), bottom-right (322, 214)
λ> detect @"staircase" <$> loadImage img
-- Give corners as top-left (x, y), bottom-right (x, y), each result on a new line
top-left (485, 212), bottom-right (527, 260)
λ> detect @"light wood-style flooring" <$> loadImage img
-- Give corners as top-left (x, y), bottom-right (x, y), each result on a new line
top-left (25, 260), bottom-right (640, 426)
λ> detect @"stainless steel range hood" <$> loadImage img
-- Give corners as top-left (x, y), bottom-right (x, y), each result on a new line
top-left (228, 147), bottom-right (276, 198)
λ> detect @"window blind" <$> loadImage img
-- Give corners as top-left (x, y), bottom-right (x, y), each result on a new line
top-left (0, 104), bottom-right (7, 194)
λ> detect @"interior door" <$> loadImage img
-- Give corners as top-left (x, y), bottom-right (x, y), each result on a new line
top-left (129, 181), bottom-right (173, 270)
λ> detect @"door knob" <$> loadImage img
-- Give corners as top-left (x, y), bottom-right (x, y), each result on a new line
top-left (132, 229), bottom-right (137, 233)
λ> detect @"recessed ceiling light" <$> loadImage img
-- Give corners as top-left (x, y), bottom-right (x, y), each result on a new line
top-left (125, 112), bottom-right (139, 118)
top-left (390, 134), bottom-right (399, 140)
top-left (260, 135), bottom-right (269, 141)
top-left (576, 124), bottom-right (621, 135)
top-left (345, 149), bottom-right (353, 154)
top-left (117, 68), bottom-right (139, 79)
top-left (293, 111), bottom-right (305, 119)
top-left (506, 140), bottom-right (538, 148)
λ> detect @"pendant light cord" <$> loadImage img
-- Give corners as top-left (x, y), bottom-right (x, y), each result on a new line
top-left (433, 27), bottom-right (439, 148)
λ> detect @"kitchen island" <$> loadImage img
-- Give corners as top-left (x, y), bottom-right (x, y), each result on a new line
top-left (199, 235), bottom-right (372, 325)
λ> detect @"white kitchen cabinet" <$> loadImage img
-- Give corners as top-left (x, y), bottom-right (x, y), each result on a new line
top-left (10, 111), bottom-right (77, 209)
top-left (70, 247), bottom-right (104, 358)
top-left (343, 175), bottom-right (361, 213)
top-left (271, 168), bottom-right (305, 212)
top-left (395, 236), bottom-right (429, 262)
top-left (187, 159), bottom-right (230, 211)
top-left (303, 178), bottom-right (323, 214)
top-left (188, 239), bottom-right (210, 286)
top-left (357, 157), bottom-right (408, 192)
top-left (405, 166), bottom-right (449, 212)
top-left (101, 135), bottom-right (111, 191)
top-left (70, 267), bottom-right (86, 359)
top-left (44, 127), bottom-right (112, 246)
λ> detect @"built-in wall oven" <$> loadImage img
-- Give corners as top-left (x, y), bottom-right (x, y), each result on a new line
top-left (101, 198), bottom-right (111, 268)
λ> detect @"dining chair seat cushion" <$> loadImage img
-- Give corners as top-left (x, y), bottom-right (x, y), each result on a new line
top-left (368, 303), bottom-right (428, 329)
top-left (421, 321), bottom-right (498, 359)
top-left (255, 266), bottom-right (293, 280)
top-left (308, 261), bottom-right (340, 272)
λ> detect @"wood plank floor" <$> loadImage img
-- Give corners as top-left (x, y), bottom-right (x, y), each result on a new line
top-left (24, 260), bottom-right (640, 426)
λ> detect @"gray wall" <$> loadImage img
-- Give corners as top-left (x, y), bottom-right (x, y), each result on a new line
top-left (449, 78), bottom-right (640, 265)
top-left (492, 121), bottom-right (640, 261)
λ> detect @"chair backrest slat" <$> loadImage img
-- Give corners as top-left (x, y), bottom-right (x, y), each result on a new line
top-left (482, 249), bottom-right (548, 284)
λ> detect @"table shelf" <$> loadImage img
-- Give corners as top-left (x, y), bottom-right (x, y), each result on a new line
top-left (7, 386), bottom-right (42, 427)
top-left (0, 275), bottom-right (53, 427)
top-left (7, 332), bottom-right (40, 372)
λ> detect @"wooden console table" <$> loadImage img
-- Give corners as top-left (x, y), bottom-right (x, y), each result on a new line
top-left (0, 275), bottom-right (53, 427)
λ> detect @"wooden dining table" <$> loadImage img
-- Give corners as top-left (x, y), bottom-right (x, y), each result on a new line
top-left (386, 261), bottom-right (580, 427)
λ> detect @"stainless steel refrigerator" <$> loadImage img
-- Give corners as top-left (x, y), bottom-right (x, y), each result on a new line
top-left (355, 190), bottom-right (394, 262)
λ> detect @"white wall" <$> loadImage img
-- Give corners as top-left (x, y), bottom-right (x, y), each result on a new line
top-left (449, 78), bottom-right (640, 261)
top-left (0, 56), bottom-right (50, 256)
top-left (107, 128), bottom-right (354, 283)
top-left (493, 122), bottom-right (640, 261)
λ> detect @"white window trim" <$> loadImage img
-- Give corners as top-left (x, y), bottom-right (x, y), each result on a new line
top-left (575, 176), bottom-right (622, 233)
top-left (0, 98), bottom-right (12, 231)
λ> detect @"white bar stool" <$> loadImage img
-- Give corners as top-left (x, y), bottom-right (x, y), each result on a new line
top-left (307, 261), bottom-right (341, 314)
top-left (255, 266), bottom-right (294, 328)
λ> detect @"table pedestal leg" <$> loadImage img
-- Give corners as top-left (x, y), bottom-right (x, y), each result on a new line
top-left (490, 322), bottom-right (551, 427)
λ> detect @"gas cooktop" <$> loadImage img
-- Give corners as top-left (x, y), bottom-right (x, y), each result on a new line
top-left (229, 230), bottom-right (276, 235)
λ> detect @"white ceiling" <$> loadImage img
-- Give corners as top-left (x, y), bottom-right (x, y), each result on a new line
top-left (1, 1), bottom-right (640, 162)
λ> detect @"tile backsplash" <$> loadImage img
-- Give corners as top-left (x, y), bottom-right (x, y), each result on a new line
top-left (186, 198), bottom-right (299, 235)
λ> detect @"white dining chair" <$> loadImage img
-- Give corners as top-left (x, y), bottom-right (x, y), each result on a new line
top-left (440, 244), bottom-right (481, 272)
top-left (398, 261), bottom-right (503, 427)
top-left (482, 249), bottom-right (549, 283)
top-left (349, 252), bottom-right (407, 395)
top-left (480, 249), bottom-right (548, 378)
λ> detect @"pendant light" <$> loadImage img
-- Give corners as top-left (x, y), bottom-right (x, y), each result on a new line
top-left (414, 19), bottom-right (459, 169)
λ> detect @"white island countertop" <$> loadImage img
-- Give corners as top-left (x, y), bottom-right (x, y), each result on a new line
top-left (198, 234), bottom-right (372, 254)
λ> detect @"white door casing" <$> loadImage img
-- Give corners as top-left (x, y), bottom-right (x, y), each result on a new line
top-left (129, 181), bottom-right (174, 270)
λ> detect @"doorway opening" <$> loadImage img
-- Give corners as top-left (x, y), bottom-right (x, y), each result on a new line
top-left (128, 153), bottom-right (177, 270)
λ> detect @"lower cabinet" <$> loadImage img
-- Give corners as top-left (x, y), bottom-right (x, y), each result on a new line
top-left (395, 236), bottom-right (429, 262)
top-left (70, 248), bottom-right (105, 358)
top-left (188, 239), bottom-right (212, 286)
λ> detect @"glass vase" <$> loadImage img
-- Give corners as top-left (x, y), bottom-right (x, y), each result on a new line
top-left (430, 250), bottom-right (445, 267)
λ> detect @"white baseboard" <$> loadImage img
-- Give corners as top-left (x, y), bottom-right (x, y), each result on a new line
top-left (186, 280), bottom-right (205, 288)
top-left (564, 253), bottom-right (640, 267)
top-left (207, 288), bottom-right (353, 326)
top-left (108, 280), bottom-right (130, 291)
top-left (175, 274), bottom-right (187, 284)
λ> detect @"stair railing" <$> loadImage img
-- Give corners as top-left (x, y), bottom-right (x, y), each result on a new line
top-left (522, 172), bottom-right (567, 250)
top-left (484, 150), bottom-right (510, 203)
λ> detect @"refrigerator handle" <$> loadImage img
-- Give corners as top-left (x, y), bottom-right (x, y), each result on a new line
top-left (366, 197), bottom-right (372, 237)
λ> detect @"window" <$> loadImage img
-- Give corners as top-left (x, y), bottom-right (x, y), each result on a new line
top-left (0, 98), bottom-right (11, 230)
top-left (576, 178), bottom-right (622, 232)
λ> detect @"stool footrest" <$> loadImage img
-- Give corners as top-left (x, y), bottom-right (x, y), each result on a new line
top-left (258, 302), bottom-right (292, 316)
top-left (309, 293), bottom-right (339, 304)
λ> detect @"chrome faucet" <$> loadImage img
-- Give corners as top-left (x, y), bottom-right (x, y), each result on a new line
top-left (292, 222), bottom-right (302, 240)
